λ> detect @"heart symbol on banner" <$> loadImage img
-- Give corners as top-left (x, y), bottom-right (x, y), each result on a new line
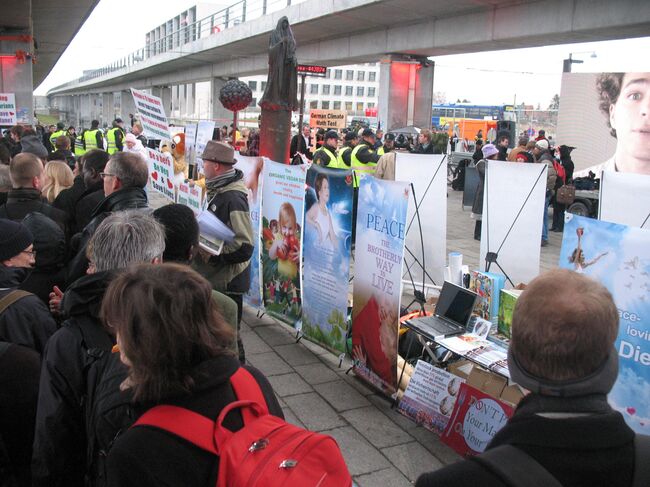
top-left (167, 179), bottom-right (174, 190)
top-left (151, 171), bottom-right (158, 181)
top-left (626, 407), bottom-right (636, 415)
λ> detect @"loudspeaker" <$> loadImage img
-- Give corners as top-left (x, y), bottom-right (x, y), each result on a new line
top-left (497, 120), bottom-right (516, 148)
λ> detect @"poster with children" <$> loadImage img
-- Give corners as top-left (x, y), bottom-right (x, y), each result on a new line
top-left (559, 214), bottom-right (650, 434)
top-left (235, 154), bottom-right (264, 309)
top-left (352, 177), bottom-right (409, 395)
top-left (260, 159), bottom-right (307, 326)
top-left (301, 165), bottom-right (354, 352)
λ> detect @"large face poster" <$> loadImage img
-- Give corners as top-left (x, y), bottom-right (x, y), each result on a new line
top-left (235, 154), bottom-right (264, 308)
top-left (352, 177), bottom-right (409, 395)
top-left (559, 214), bottom-right (650, 434)
top-left (599, 171), bottom-right (650, 230)
top-left (557, 72), bottom-right (650, 176)
top-left (261, 160), bottom-right (307, 325)
top-left (302, 165), bottom-right (354, 352)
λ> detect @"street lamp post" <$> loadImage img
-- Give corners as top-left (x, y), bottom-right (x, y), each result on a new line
top-left (562, 51), bottom-right (597, 73)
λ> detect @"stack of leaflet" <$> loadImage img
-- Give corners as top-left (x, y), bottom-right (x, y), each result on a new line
top-left (197, 210), bottom-right (235, 255)
top-left (464, 340), bottom-right (509, 378)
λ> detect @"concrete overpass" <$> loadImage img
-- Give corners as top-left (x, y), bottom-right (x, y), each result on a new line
top-left (47, 0), bottom-right (650, 130)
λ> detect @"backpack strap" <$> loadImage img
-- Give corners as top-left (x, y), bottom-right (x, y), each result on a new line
top-left (472, 445), bottom-right (563, 487)
top-left (230, 367), bottom-right (269, 423)
top-left (0, 290), bottom-right (32, 315)
top-left (634, 434), bottom-right (650, 487)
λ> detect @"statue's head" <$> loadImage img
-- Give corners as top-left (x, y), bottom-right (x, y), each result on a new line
top-left (278, 16), bottom-right (289, 30)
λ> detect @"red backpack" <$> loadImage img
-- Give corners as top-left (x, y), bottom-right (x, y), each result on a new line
top-left (552, 159), bottom-right (566, 184)
top-left (133, 367), bottom-right (353, 487)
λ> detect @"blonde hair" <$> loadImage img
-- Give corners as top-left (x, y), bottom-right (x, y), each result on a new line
top-left (42, 160), bottom-right (74, 203)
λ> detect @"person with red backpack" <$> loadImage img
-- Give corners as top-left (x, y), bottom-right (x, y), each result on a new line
top-left (551, 145), bottom-right (575, 232)
top-left (103, 264), bottom-right (353, 487)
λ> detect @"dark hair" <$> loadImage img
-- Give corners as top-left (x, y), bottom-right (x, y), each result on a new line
top-left (596, 73), bottom-right (625, 137)
top-left (83, 149), bottom-right (110, 174)
top-left (314, 173), bottom-right (328, 200)
top-left (498, 134), bottom-right (509, 144)
top-left (153, 204), bottom-right (199, 263)
top-left (101, 263), bottom-right (235, 402)
top-left (10, 125), bottom-right (25, 139)
top-left (91, 120), bottom-right (100, 128)
top-left (0, 143), bottom-right (10, 165)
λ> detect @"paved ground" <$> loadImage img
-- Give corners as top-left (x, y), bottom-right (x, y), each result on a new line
top-left (236, 188), bottom-right (563, 485)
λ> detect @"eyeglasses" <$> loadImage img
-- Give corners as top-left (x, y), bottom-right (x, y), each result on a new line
top-left (21, 250), bottom-right (36, 257)
top-left (99, 172), bottom-right (116, 179)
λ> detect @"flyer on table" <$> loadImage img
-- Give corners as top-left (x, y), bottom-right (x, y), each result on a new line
top-left (302, 165), bottom-right (354, 352)
top-left (559, 214), bottom-right (650, 434)
top-left (235, 154), bottom-right (264, 309)
top-left (352, 177), bottom-right (409, 394)
top-left (260, 160), bottom-right (307, 325)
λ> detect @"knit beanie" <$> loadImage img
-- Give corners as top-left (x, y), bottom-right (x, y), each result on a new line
top-left (20, 134), bottom-right (48, 159)
top-left (0, 218), bottom-right (34, 261)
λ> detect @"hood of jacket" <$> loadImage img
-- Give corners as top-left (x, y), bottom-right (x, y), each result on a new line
top-left (6, 187), bottom-right (44, 204)
top-left (91, 186), bottom-right (148, 218)
top-left (22, 212), bottom-right (66, 270)
top-left (62, 270), bottom-right (114, 319)
top-left (0, 265), bottom-right (31, 289)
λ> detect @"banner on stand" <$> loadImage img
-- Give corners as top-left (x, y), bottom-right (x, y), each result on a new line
top-left (480, 161), bottom-right (546, 286)
top-left (177, 181), bottom-right (204, 215)
top-left (130, 88), bottom-right (170, 141)
top-left (559, 214), bottom-right (650, 434)
top-left (302, 165), bottom-right (354, 352)
top-left (235, 154), bottom-right (264, 308)
top-left (184, 123), bottom-right (197, 166)
top-left (395, 153), bottom-right (447, 289)
top-left (0, 93), bottom-right (17, 126)
top-left (146, 148), bottom-right (176, 202)
top-left (260, 160), bottom-right (307, 325)
top-left (195, 120), bottom-right (216, 175)
top-left (599, 171), bottom-right (650, 230)
top-left (352, 177), bottom-right (409, 394)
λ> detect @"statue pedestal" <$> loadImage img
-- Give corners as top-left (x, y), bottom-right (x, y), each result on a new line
top-left (260, 109), bottom-right (291, 164)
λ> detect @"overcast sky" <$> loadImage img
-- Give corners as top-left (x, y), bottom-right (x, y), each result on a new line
top-left (35, 0), bottom-right (650, 108)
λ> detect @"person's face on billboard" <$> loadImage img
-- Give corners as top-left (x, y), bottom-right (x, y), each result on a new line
top-left (610, 72), bottom-right (650, 174)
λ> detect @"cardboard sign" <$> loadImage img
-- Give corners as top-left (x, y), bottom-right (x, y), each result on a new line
top-left (177, 181), bottom-right (204, 215)
top-left (0, 93), bottom-right (17, 126)
top-left (309, 110), bottom-right (346, 130)
top-left (146, 148), bottom-right (176, 202)
top-left (130, 88), bottom-right (170, 141)
top-left (442, 383), bottom-right (514, 456)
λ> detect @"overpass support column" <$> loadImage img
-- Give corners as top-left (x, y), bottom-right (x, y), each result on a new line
top-left (103, 93), bottom-right (113, 125)
top-left (121, 90), bottom-right (137, 121)
top-left (378, 55), bottom-right (434, 132)
top-left (0, 39), bottom-right (34, 125)
top-left (210, 78), bottom-right (231, 125)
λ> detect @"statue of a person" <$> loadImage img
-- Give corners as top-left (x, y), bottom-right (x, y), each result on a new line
top-left (259, 16), bottom-right (298, 111)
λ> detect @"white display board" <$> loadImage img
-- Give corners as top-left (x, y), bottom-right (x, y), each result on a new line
top-left (479, 161), bottom-right (547, 286)
top-left (130, 88), bottom-right (170, 141)
top-left (599, 171), bottom-right (650, 230)
top-left (194, 120), bottom-right (216, 174)
top-left (395, 153), bottom-right (447, 289)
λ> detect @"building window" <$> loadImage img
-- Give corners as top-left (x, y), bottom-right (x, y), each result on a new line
top-left (322, 101), bottom-right (330, 109)
top-left (356, 87), bottom-right (364, 97)
top-left (249, 97), bottom-right (257, 108)
top-left (369, 72), bottom-right (376, 82)
top-left (310, 100), bottom-right (318, 109)
top-left (333, 101), bottom-right (341, 110)
top-left (334, 85), bottom-right (342, 95)
top-left (261, 81), bottom-right (267, 91)
top-left (368, 87), bottom-right (376, 97)
top-left (334, 69), bottom-right (342, 80)
top-left (345, 101), bottom-right (353, 111)
top-left (357, 102), bottom-right (364, 112)
top-left (357, 71), bottom-right (365, 81)
top-left (345, 86), bottom-right (353, 96)
top-left (367, 102), bottom-right (375, 108)
top-left (248, 80), bottom-right (257, 91)
top-left (345, 70), bottom-right (353, 81)
top-left (310, 84), bottom-right (318, 94)
top-left (322, 84), bottom-right (330, 95)
top-left (325, 69), bottom-right (331, 79)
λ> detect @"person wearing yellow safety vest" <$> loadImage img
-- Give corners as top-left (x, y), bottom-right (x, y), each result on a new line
top-left (376, 133), bottom-right (396, 156)
top-left (106, 118), bottom-right (125, 155)
top-left (49, 122), bottom-right (67, 153)
top-left (312, 131), bottom-right (342, 168)
top-left (350, 128), bottom-right (380, 188)
top-left (337, 131), bottom-right (358, 169)
top-left (82, 120), bottom-right (104, 154)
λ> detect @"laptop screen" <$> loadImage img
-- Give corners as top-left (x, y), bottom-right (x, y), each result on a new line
top-left (435, 281), bottom-right (478, 327)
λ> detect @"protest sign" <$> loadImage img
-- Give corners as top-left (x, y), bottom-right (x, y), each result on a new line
top-left (260, 160), bottom-right (307, 325)
top-left (352, 177), bottom-right (409, 394)
top-left (146, 148), bottom-right (176, 202)
top-left (398, 360), bottom-right (466, 434)
top-left (194, 120), bottom-right (216, 174)
top-left (130, 88), bottom-right (170, 140)
top-left (559, 214), bottom-right (650, 434)
top-left (177, 181), bottom-right (204, 215)
top-left (0, 93), bottom-right (17, 126)
top-left (184, 123), bottom-right (197, 166)
top-left (302, 165), bottom-right (354, 352)
top-left (442, 383), bottom-right (514, 456)
top-left (309, 109), bottom-right (347, 130)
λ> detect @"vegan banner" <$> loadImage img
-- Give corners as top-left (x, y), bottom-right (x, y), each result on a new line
top-left (559, 214), bottom-right (650, 434)
top-left (130, 88), bottom-right (170, 141)
top-left (235, 154), bottom-right (264, 309)
top-left (301, 165), bottom-right (354, 352)
top-left (195, 120), bottom-right (216, 175)
top-left (260, 160), bottom-right (307, 325)
top-left (352, 177), bottom-right (409, 394)
top-left (184, 123), bottom-right (197, 166)
top-left (146, 148), bottom-right (176, 202)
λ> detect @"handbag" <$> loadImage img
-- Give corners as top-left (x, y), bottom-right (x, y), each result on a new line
top-left (556, 184), bottom-right (575, 205)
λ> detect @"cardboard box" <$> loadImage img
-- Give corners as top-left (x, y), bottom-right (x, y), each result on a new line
top-left (467, 367), bottom-right (507, 398)
top-left (470, 271), bottom-right (505, 324)
top-left (448, 359), bottom-right (475, 380)
top-left (497, 289), bottom-right (524, 338)
top-left (500, 384), bottom-right (526, 407)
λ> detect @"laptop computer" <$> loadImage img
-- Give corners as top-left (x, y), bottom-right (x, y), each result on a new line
top-left (406, 281), bottom-right (478, 340)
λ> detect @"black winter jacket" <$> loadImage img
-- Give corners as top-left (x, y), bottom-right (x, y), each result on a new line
top-left (32, 271), bottom-right (115, 487)
top-left (106, 357), bottom-right (283, 487)
top-left (0, 266), bottom-right (57, 355)
top-left (0, 187), bottom-right (68, 235)
top-left (416, 394), bottom-right (636, 487)
top-left (73, 184), bottom-right (104, 235)
top-left (53, 175), bottom-right (86, 229)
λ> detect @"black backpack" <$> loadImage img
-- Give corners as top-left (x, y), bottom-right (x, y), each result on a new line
top-left (0, 342), bottom-right (18, 487)
top-left (64, 319), bottom-right (135, 487)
